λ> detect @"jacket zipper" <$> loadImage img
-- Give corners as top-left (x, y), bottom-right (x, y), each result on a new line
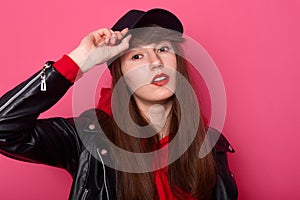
top-left (97, 148), bottom-right (110, 200)
top-left (0, 63), bottom-right (51, 113)
top-left (81, 189), bottom-right (89, 200)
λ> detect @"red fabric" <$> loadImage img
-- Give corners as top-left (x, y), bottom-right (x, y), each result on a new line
top-left (53, 55), bottom-right (82, 82)
top-left (96, 88), bottom-right (112, 116)
top-left (153, 135), bottom-right (197, 200)
top-left (153, 136), bottom-right (172, 200)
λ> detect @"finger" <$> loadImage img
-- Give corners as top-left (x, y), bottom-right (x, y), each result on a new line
top-left (109, 30), bottom-right (117, 38)
top-left (113, 31), bottom-right (123, 40)
top-left (110, 35), bottom-right (117, 45)
top-left (108, 30), bottom-right (118, 45)
top-left (97, 28), bottom-right (112, 37)
top-left (94, 28), bottom-right (112, 45)
top-left (112, 34), bottom-right (132, 54)
top-left (120, 28), bottom-right (129, 36)
top-left (105, 31), bottom-right (113, 44)
top-left (100, 28), bottom-right (114, 44)
top-left (109, 28), bottom-right (128, 44)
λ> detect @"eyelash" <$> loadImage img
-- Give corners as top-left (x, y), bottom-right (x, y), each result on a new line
top-left (157, 46), bottom-right (170, 53)
top-left (131, 46), bottom-right (171, 60)
top-left (132, 54), bottom-right (143, 60)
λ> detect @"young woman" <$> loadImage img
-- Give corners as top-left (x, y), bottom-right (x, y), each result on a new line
top-left (0, 8), bottom-right (237, 200)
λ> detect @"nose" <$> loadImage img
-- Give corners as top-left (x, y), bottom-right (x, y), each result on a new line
top-left (149, 51), bottom-right (163, 70)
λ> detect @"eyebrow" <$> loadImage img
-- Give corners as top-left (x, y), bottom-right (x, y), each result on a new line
top-left (129, 41), bottom-right (171, 51)
top-left (123, 41), bottom-right (173, 56)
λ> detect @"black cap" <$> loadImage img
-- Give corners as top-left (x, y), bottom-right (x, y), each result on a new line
top-left (107, 8), bottom-right (183, 72)
top-left (112, 8), bottom-right (183, 33)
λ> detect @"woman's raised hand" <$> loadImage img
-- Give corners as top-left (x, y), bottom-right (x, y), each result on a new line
top-left (68, 28), bottom-right (131, 72)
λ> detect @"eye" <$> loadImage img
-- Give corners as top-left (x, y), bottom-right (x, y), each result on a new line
top-left (157, 46), bottom-right (170, 53)
top-left (132, 54), bottom-right (143, 60)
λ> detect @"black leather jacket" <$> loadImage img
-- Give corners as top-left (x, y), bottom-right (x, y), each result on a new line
top-left (0, 63), bottom-right (238, 200)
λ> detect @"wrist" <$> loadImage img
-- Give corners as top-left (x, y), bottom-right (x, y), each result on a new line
top-left (68, 47), bottom-right (91, 72)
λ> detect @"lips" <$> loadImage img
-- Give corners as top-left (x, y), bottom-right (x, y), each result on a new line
top-left (151, 73), bottom-right (170, 86)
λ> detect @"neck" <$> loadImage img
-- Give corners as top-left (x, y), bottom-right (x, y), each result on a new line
top-left (133, 97), bottom-right (173, 139)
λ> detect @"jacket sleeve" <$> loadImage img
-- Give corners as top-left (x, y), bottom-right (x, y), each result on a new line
top-left (0, 62), bottom-right (81, 175)
top-left (210, 128), bottom-right (238, 200)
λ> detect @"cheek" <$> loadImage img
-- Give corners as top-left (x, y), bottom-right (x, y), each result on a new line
top-left (122, 66), bottom-right (153, 91)
top-left (163, 54), bottom-right (177, 70)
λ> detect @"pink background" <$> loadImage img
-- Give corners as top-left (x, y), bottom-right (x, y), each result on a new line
top-left (0, 0), bottom-right (299, 199)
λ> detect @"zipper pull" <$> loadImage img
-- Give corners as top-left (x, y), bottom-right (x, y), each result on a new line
top-left (41, 75), bottom-right (46, 91)
top-left (40, 63), bottom-right (50, 91)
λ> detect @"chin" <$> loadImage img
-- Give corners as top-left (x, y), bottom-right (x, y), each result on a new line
top-left (149, 90), bottom-right (175, 103)
top-left (133, 85), bottom-right (175, 103)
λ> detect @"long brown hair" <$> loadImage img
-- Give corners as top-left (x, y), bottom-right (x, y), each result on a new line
top-left (108, 27), bottom-right (216, 199)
